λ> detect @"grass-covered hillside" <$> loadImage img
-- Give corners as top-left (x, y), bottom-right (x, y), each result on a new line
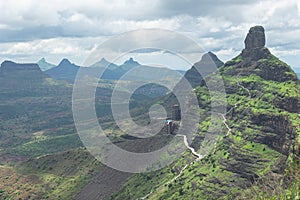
top-left (0, 148), bottom-right (102, 199)
top-left (112, 26), bottom-right (300, 200)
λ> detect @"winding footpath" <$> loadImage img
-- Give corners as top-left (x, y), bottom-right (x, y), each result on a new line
top-left (139, 79), bottom-right (252, 200)
top-left (221, 79), bottom-right (252, 136)
top-left (138, 135), bottom-right (203, 200)
top-left (237, 79), bottom-right (251, 99)
top-left (176, 134), bottom-right (204, 161)
top-left (220, 103), bottom-right (237, 136)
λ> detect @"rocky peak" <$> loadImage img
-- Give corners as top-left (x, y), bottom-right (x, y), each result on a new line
top-left (128, 57), bottom-right (134, 62)
top-left (99, 58), bottom-right (108, 64)
top-left (123, 57), bottom-right (139, 66)
top-left (97, 58), bottom-right (113, 67)
top-left (241, 26), bottom-right (270, 61)
top-left (244, 26), bottom-right (266, 50)
top-left (58, 58), bottom-right (72, 66)
top-left (198, 52), bottom-right (224, 67)
top-left (182, 52), bottom-right (224, 88)
top-left (37, 58), bottom-right (55, 71)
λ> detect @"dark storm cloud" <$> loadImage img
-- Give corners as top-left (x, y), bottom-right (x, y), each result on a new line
top-left (0, 0), bottom-right (263, 43)
top-left (0, 26), bottom-right (64, 43)
top-left (158, 0), bottom-right (260, 19)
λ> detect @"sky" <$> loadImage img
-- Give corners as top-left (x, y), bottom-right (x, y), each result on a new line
top-left (0, 0), bottom-right (299, 71)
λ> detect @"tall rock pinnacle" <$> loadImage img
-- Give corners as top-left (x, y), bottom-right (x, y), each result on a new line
top-left (244, 26), bottom-right (266, 50)
top-left (225, 25), bottom-right (298, 82)
top-left (242, 25), bottom-right (270, 61)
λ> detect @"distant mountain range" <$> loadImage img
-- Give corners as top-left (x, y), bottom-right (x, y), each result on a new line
top-left (39, 56), bottom-right (300, 82)
top-left (0, 54), bottom-right (199, 101)
top-left (42, 57), bottom-right (185, 83)
top-left (0, 53), bottom-right (227, 114)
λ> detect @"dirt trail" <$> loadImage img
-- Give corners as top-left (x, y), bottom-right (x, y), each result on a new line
top-left (139, 134), bottom-right (204, 200)
top-left (139, 78), bottom-right (253, 199)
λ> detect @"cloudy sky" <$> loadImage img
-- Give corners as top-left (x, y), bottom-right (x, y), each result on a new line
top-left (0, 0), bottom-right (299, 71)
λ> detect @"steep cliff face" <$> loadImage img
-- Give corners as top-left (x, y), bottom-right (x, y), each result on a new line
top-left (244, 26), bottom-right (266, 50)
top-left (112, 26), bottom-right (300, 199)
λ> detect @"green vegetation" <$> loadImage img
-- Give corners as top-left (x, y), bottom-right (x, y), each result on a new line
top-left (0, 63), bottom-right (167, 199)
top-left (112, 48), bottom-right (300, 199)
top-left (1, 33), bottom-right (300, 199)
top-left (0, 148), bottom-right (102, 200)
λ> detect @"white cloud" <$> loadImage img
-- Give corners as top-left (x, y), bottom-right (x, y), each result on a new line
top-left (0, 0), bottom-right (160, 29)
top-left (214, 48), bottom-right (240, 62)
top-left (298, 0), bottom-right (300, 16)
top-left (0, 0), bottom-right (299, 69)
top-left (0, 37), bottom-right (108, 65)
top-left (269, 47), bottom-right (300, 57)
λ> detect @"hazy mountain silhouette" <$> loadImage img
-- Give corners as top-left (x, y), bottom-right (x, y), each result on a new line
top-left (37, 58), bottom-right (55, 71)
top-left (45, 58), bottom-right (80, 82)
top-left (183, 51), bottom-right (224, 88)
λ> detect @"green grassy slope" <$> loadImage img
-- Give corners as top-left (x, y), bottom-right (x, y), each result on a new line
top-left (0, 148), bottom-right (102, 200)
top-left (112, 43), bottom-right (300, 200)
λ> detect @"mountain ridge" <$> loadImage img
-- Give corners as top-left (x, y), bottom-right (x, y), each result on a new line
top-left (0, 25), bottom-right (299, 200)
top-left (45, 58), bottom-right (80, 82)
top-left (44, 57), bottom-right (184, 82)
top-left (111, 25), bottom-right (300, 200)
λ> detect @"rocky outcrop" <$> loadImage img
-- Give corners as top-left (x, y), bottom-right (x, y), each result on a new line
top-left (273, 95), bottom-right (300, 113)
top-left (222, 26), bottom-right (298, 82)
top-left (122, 57), bottom-right (140, 66)
top-left (245, 26), bottom-right (266, 50)
top-left (241, 26), bottom-right (269, 61)
top-left (251, 113), bottom-right (295, 155)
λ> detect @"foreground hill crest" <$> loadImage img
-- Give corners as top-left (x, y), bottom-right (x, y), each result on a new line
top-left (112, 25), bottom-right (300, 200)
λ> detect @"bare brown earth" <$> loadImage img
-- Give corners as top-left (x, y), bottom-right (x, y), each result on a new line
top-left (76, 166), bottom-right (132, 200)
